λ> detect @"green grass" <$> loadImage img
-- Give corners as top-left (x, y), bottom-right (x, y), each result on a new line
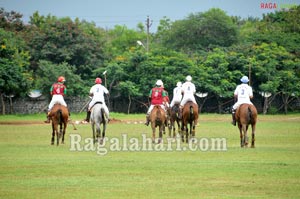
top-left (0, 113), bottom-right (300, 198)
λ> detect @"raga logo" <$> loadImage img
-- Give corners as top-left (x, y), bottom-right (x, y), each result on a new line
top-left (260, 2), bottom-right (278, 9)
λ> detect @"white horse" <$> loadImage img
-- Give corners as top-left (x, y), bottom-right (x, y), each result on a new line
top-left (90, 103), bottom-right (107, 144)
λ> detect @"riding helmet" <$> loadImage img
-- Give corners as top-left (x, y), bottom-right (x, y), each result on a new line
top-left (95, 77), bottom-right (102, 84)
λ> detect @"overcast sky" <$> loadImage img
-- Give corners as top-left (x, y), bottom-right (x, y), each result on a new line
top-left (1, 0), bottom-right (299, 32)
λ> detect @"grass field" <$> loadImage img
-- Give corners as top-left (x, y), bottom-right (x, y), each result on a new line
top-left (0, 113), bottom-right (300, 199)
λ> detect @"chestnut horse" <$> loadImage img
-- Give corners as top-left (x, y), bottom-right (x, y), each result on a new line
top-left (50, 104), bottom-right (69, 145)
top-left (150, 105), bottom-right (166, 143)
top-left (181, 101), bottom-right (199, 143)
top-left (235, 103), bottom-right (257, 148)
top-left (167, 104), bottom-right (181, 138)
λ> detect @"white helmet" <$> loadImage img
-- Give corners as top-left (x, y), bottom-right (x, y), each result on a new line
top-left (176, 81), bottom-right (182, 87)
top-left (186, 75), bottom-right (192, 81)
top-left (156, 79), bottom-right (163, 86)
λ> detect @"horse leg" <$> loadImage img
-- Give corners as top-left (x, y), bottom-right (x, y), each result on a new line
top-left (51, 123), bottom-right (55, 145)
top-left (56, 129), bottom-right (59, 146)
top-left (102, 123), bottom-right (106, 145)
top-left (59, 123), bottom-right (63, 144)
top-left (251, 124), bottom-right (256, 148)
top-left (151, 123), bottom-right (156, 144)
top-left (177, 120), bottom-right (181, 137)
top-left (97, 128), bottom-right (102, 145)
top-left (168, 120), bottom-right (172, 138)
top-left (92, 123), bottom-right (96, 144)
top-left (244, 125), bottom-right (248, 147)
top-left (239, 124), bottom-right (244, 147)
top-left (172, 121), bottom-right (176, 138)
top-left (180, 122), bottom-right (185, 143)
top-left (185, 125), bottom-right (189, 143)
top-left (191, 121), bottom-right (196, 142)
top-left (61, 123), bottom-right (66, 144)
top-left (158, 124), bottom-right (163, 144)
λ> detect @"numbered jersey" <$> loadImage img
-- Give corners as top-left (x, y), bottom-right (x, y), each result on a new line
top-left (51, 83), bottom-right (66, 96)
top-left (90, 84), bottom-right (109, 103)
top-left (150, 87), bottom-right (164, 105)
top-left (181, 82), bottom-right (196, 96)
top-left (234, 84), bottom-right (253, 103)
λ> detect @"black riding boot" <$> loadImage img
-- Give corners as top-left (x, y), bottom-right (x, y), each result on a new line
top-left (231, 111), bottom-right (236, 126)
top-left (144, 114), bottom-right (150, 126)
top-left (85, 111), bottom-right (91, 122)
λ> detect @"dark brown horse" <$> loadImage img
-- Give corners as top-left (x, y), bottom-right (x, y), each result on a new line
top-left (181, 101), bottom-right (199, 143)
top-left (150, 105), bottom-right (167, 143)
top-left (235, 103), bottom-right (257, 148)
top-left (167, 104), bottom-right (181, 138)
top-left (50, 104), bottom-right (69, 146)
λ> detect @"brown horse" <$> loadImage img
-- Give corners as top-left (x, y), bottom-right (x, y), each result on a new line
top-left (167, 104), bottom-right (181, 138)
top-left (181, 101), bottom-right (199, 143)
top-left (50, 104), bottom-right (69, 146)
top-left (150, 105), bottom-right (166, 143)
top-left (235, 103), bottom-right (257, 148)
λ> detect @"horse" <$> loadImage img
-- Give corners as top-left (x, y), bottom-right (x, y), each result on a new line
top-left (167, 104), bottom-right (181, 138)
top-left (181, 101), bottom-right (199, 143)
top-left (235, 103), bottom-right (258, 148)
top-left (50, 104), bottom-right (69, 146)
top-left (150, 105), bottom-right (167, 143)
top-left (90, 103), bottom-right (107, 144)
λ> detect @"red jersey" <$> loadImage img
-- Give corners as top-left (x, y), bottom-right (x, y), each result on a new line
top-left (51, 83), bottom-right (66, 96)
top-left (150, 87), bottom-right (165, 105)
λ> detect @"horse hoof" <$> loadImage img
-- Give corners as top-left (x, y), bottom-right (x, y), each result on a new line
top-left (251, 145), bottom-right (255, 148)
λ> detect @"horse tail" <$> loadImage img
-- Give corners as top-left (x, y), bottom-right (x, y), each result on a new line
top-left (56, 109), bottom-right (62, 124)
top-left (247, 106), bottom-right (252, 124)
top-left (190, 106), bottom-right (194, 119)
top-left (156, 106), bottom-right (162, 120)
top-left (101, 108), bottom-right (105, 122)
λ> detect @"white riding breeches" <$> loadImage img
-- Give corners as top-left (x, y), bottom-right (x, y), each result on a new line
top-left (180, 95), bottom-right (197, 107)
top-left (48, 95), bottom-right (67, 111)
top-left (147, 104), bottom-right (166, 115)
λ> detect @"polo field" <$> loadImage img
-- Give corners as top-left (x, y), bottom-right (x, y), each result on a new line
top-left (0, 113), bottom-right (299, 198)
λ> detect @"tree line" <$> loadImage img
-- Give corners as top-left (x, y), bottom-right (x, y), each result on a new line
top-left (0, 6), bottom-right (299, 114)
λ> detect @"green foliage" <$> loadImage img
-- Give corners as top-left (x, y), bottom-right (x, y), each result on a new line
top-left (161, 8), bottom-right (238, 52)
top-left (34, 60), bottom-right (85, 97)
top-left (1, 6), bottom-right (300, 113)
top-left (27, 12), bottom-right (106, 79)
top-left (0, 28), bottom-right (32, 96)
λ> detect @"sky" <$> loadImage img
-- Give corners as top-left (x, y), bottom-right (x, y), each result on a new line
top-left (1, 0), bottom-right (299, 32)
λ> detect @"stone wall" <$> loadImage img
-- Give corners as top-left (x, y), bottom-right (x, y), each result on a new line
top-left (0, 95), bottom-right (90, 114)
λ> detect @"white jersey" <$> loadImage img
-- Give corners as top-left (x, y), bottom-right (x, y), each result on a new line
top-left (232, 83), bottom-right (253, 109)
top-left (180, 81), bottom-right (197, 106)
top-left (234, 84), bottom-right (253, 103)
top-left (170, 86), bottom-right (182, 107)
top-left (90, 84), bottom-right (109, 103)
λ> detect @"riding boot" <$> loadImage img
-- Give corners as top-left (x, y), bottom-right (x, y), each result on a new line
top-left (231, 110), bottom-right (236, 126)
top-left (144, 114), bottom-right (150, 126)
top-left (44, 111), bottom-right (51, 123)
top-left (85, 110), bottom-right (91, 123)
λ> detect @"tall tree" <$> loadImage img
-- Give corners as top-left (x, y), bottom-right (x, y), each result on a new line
top-left (0, 29), bottom-right (32, 114)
